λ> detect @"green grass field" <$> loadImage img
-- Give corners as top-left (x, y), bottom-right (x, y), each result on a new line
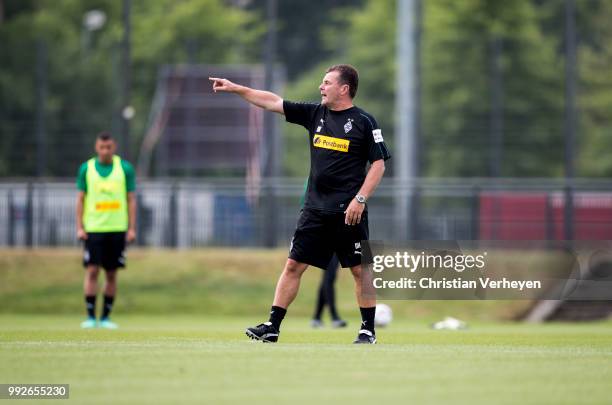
top-left (0, 248), bottom-right (532, 320)
top-left (1, 249), bottom-right (611, 404)
top-left (1, 315), bottom-right (611, 404)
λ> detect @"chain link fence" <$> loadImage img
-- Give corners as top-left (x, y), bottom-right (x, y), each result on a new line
top-left (2, 177), bottom-right (612, 248)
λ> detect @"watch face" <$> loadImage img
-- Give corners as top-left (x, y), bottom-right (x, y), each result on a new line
top-left (356, 195), bottom-right (366, 203)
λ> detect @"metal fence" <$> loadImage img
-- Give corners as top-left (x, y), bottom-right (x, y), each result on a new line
top-left (2, 178), bottom-right (612, 248)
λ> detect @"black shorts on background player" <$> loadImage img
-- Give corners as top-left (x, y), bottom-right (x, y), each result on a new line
top-left (83, 232), bottom-right (126, 271)
top-left (290, 209), bottom-right (368, 269)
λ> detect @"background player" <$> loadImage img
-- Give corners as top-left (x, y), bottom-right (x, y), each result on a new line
top-left (76, 132), bottom-right (137, 329)
top-left (311, 254), bottom-right (347, 329)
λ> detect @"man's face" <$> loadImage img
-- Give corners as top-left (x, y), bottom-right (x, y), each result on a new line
top-left (95, 139), bottom-right (116, 163)
top-left (319, 71), bottom-right (349, 107)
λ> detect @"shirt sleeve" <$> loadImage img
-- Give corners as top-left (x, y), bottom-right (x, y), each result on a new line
top-left (283, 100), bottom-right (319, 131)
top-left (121, 161), bottom-right (137, 192)
top-left (362, 113), bottom-right (392, 163)
top-left (76, 163), bottom-right (88, 192)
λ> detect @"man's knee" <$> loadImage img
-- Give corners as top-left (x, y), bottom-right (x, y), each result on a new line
top-left (284, 259), bottom-right (308, 277)
top-left (86, 266), bottom-right (99, 280)
top-left (350, 265), bottom-right (362, 279)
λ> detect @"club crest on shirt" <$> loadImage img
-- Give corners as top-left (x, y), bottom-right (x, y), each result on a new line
top-left (344, 118), bottom-right (353, 133)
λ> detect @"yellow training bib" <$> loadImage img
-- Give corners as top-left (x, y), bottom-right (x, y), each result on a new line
top-left (83, 155), bottom-right (128, 232)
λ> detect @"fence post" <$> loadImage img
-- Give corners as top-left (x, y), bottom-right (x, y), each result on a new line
top-left (136, 191), bottom-right (145, 247)
top-left (410, 186), bottom-right (421, 240)
top-left (25, 183), bottom-right (33, 248)
top-left (168, 183), bottom-right (178, 248)
top-left (8, 190), bottom-right (15, 246)
top-left (471, 185), bottom-right (480, 241)
top-left (545, 192), bottom-right (555, 243)
top-left (49, 217), bottom-right (57, 246)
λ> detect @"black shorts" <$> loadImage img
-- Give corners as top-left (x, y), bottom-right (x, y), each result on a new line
top-left (83, 232), bottom-right (127, 271)
top-left (289, 208), bottom-right (368, 269)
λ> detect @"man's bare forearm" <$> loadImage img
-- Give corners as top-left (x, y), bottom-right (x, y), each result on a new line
top-left (209, 77), bottom-right (284, 114)
top-left (127, 193), bottom-right (136, 231)
top-left (76, 192), bottom-right (85, 230)
top-left (357, 160), bottom-right (386, 200)
top-left (235, 86), bottom-right (284, 114)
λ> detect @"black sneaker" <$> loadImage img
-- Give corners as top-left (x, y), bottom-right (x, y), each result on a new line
top-left (245, 321), bottom-right (279, 343)
top-left (353, 329), bottom-right (377, 344)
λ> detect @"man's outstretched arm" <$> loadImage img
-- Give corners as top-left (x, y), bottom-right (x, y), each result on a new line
top-left (209, 77), bottom-right (284, 115)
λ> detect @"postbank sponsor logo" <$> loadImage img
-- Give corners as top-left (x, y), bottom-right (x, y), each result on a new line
top-left (313, 134), bottom-right (350, 152)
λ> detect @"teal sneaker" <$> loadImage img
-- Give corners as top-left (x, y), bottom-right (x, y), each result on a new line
top-left (80, 317), bottom-right (97, 329)
top-left (99, 318), bottom-right (118, 329)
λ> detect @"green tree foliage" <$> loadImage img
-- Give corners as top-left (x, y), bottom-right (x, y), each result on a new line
top-left (282, 0), bottom-right (612, 178)
top-left (422, 0), bottom-right (564, 177)
top-left (282, 0), bottom-right (395, 177)
top-left (247, 0), bottom-right (365, 81)
top-left (2, 0), bottom-right (611, 179)
top-left (574, 0), bottom-right (612, 177)
top-left (0, 0), bottom-right (260, 176)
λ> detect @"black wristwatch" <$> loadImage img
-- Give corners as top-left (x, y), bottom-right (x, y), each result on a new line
top-left (355, 194), bottom-right (367, 204)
